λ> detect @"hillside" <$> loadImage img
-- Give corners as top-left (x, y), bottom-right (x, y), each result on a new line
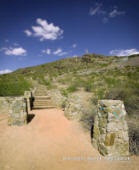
top-left (0, 53), bottom-right (139, 155)
top-left (0, 53), bottom-right (139, 97)
top-left (0, 53), bottom-right (139, 118)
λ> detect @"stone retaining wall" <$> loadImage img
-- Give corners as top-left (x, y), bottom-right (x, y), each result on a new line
top-left (0, 97), bottom-right (14, 114)
top-left (24, 91), bottom-right (32, 111)
top-left (0, 91), bottom-right (32, 126)
top-left (0, 91), bottom-right (31, 114)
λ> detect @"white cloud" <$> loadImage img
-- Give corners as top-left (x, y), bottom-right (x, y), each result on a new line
top-left (3, 47), bottom-right (27, 56)
top-left (42, 48), bottom-right (51, 55)
top-left (57, 51), bottom-right (68, 56)
top-left (46, 49), bottom-right (51, 55)
top-left (24, 30), bottom-right (32, 36)
top-left (89, 3), bottom-right (125, 23)
top-left (25, 18), bottom-right (63, 41)
top-left (53, 48), bottom-right (68, 56)
top-left (72, 44), bottom-right (77, 48)
top-left (89, 3), bottom-right (106, 16)
top-left (109, 9), bottom-right (125, 18)
top-left (89, 3), bottom-right (101, 16)
top-left (42, 48), bottom-right (69, 57)
top-left (0, 69), bottom-right (12, 74)
top-left (53, 48), bottom-right (62, 55)
top-left (110, 49), bottom-right (139, 56)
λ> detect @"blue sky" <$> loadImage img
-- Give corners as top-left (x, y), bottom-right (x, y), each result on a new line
top-left (0, 0), bottom-right (139, 74)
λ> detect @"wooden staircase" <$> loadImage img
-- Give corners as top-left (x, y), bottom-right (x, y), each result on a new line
top-left (33, 87), bottom-right (55, 109)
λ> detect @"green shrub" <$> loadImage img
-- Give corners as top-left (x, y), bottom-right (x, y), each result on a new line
top-left (84, 82), bottom-right (93, 92)
top-left (61, 89), bottom-right (68, 97)
top-left (104, 77), bottom-right (118, 87)
top-left (66, 85), bottom-right (77, 93)
top-left (96, 89), bottom-right (105, 99)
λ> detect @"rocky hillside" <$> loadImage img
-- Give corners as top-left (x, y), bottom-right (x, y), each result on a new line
top-left (0, 53), bottom-right (139, 154)
top-left (0, 53), bottom-right (139, 118)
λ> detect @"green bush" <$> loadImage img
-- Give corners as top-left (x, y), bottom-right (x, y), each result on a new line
top-left (84, 82), bottom-right (93, 92)
top-left (104, 77), bottom-right (118, 87)
top-left (66, 85), bottom-right (77, 93)
top-left (96, 89), bottom-right (106, 99)
top-left (61, 89), bottom-right (68, 97)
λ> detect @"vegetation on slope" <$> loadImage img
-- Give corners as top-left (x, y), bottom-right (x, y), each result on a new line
top-left (0, 53), bottom-right (139, 119)
top-left (0, 74), bottom-right (32, 96)
top-left (0, 53), bottom-right (139, 154)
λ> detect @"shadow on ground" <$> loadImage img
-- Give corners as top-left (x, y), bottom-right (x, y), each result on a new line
top-left (27, 113), bottom-right (35, 124)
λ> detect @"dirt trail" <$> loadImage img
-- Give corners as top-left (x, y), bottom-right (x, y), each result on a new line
top-left (0, 109), bottom-right (138, 170)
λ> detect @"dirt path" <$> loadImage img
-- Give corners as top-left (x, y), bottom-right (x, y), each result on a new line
top-left (0, 109), bottom-right (138, 170)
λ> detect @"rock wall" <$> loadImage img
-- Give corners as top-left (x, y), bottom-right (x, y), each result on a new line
top-left (92, 100), bottom-right (129, 156)
top-left (8, 97), bottom-right (28, 126)
top-left (0, 92), bottom-right (30, 126)
top-left (0, 91), bottom-right (31, 114)
top-left (0, 97), bottom-right (14, 114)
top-left (24, 91), bottom-right (32, 111)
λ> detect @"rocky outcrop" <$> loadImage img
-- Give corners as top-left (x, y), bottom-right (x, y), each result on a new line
top-left (92, 100), bottom-right (129, 156)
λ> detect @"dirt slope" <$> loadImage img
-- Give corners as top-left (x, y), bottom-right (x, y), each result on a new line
top-left (0, 109), bottom-right (138, 170)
